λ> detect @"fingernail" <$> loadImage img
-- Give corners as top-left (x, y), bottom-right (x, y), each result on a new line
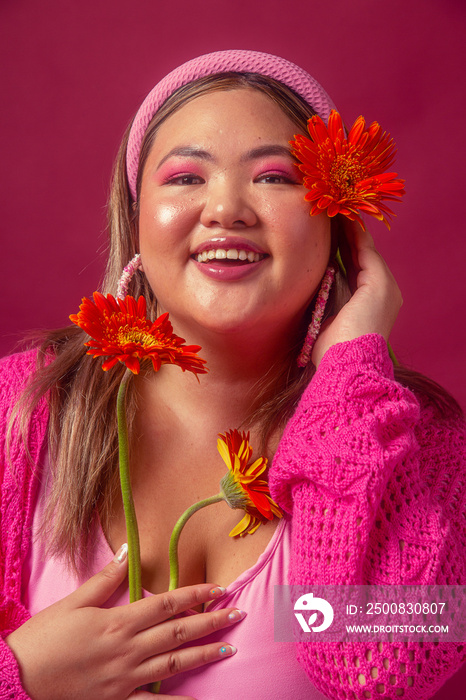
top-left (219, 645), bottom-right (237, 657)
top-left (210, 586), bottom-right (227, 598)
top-left (113, 543), bottom-right (128, 564)
top-left (228, 609), bottom-right (247, 622)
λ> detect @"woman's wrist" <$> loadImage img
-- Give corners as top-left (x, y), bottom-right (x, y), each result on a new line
top-left (313, 331), bottom-right (391, 370)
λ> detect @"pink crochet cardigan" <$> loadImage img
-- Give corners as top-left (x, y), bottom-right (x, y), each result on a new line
top-left (1, 336), bottom-right (465, 699)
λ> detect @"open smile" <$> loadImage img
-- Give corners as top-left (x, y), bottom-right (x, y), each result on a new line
top-left (194, 247), bottom-right (266, 264)
top-left (190, 240), bottom-right (269, 280)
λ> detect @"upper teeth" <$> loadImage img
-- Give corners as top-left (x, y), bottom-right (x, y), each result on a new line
top-left (196, 249), bottom-right (262, 263)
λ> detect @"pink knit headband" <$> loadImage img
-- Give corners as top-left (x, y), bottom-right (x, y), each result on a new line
top-left (126, 49), bottom-right (336, 200)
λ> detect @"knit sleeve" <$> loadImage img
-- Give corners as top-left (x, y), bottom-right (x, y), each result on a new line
top-left (269, 334), bottom-right (466, 699)
top-left (0, 350), bottom-right (45, 700)
top-left (0, 633), bottom-right (31, 700)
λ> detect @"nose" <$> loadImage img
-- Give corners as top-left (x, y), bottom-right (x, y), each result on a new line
top-left (200, 178), bottom-right (257, 229)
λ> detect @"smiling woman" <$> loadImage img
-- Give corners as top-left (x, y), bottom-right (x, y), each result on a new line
top-left (137, 88), bottom-right (330, 342)
top-left (1, 50), bottom-right (465, 700)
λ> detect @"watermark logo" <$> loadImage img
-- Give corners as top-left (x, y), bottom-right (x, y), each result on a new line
top-left (294, 592), bottom-right (334, 633)
top-left (275, 585), bottom-right (466, 642)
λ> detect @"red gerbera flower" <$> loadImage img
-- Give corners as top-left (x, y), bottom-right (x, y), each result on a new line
top-left (290, 110), bottom-right (405, 230)
top-left (70, 292), bottom-right (207, 376)
top-left (217, 429), bottom-right (283, 537)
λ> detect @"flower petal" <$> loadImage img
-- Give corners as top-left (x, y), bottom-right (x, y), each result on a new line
top-left (217, 429), bottom-right (283, 538)
top-left (70, 294), bottom-right (208, 377)
top-left (291, 110), bottom-right (405, 227)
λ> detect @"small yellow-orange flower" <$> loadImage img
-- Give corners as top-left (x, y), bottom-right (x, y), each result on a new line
top-left (70, 292), bottom-right (208, 376)
top-left (217, 429), bottom-right (282, 537)
top-left (290, 110), bottom-right (405, 230)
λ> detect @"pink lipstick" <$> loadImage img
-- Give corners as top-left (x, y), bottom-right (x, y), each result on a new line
top-left (191, 237), bottom-right (269, 281)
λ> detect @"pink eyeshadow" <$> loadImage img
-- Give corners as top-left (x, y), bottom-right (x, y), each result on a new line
top-left (156, 159), bottom-right (204, 183)
top-left (252, 159), bottom-right (299, 180)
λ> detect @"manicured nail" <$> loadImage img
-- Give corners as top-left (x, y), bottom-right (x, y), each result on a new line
top-left (210, 586), bottom-right (227, 598)
top-left (228, 609), bottom-right (247, 622)
top-left (114, 543), bottom-right (128, 564)
top-left (219, 645), bottom-right (237, 657)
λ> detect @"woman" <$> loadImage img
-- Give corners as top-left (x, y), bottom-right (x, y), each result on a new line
top-left (1, 50), bottom-right (464, 700)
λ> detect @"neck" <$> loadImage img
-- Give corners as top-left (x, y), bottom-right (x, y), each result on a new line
top-left (134, 320), bottom-right (299, 438)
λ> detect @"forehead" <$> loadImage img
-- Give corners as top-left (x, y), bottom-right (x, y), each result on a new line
top-left (150, 87), bottom-right (299, 153)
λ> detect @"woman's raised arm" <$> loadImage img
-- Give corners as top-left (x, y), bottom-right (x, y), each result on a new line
top-left (270, 332), bottom-right (466, 698)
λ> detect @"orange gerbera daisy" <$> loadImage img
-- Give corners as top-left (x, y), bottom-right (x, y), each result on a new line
top-left (70, 292), bottom-right (207, 376)
top-left (290, 110), bottom-right (405, 230)
top-left (217, 429), bottom-right (283, 537)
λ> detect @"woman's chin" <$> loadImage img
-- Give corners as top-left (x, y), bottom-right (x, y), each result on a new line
top-left (167, 306), bottom-right (303, 358)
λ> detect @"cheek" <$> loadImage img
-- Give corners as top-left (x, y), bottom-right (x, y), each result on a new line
top-left (138, 196), bottom-right (197, 254)
top-left (279, 208), bottom-right (331, 260)
top-left (155, 204), bottom-right (183, 227)
top-left (280, 214), bottom-right (331, 302)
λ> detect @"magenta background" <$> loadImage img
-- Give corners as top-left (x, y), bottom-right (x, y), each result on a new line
top-left (0, 0), bottom-right (465, 696)
top-left (1, 0), bottom-right (465, 410)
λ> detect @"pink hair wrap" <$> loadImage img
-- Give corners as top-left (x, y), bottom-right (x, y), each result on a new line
top-left (126, 49), bottom-right (336, 200)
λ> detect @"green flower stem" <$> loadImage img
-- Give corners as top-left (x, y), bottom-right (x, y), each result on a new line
top-left (151, 493), bottom-right (225, 694)
top-left (335, 247), bottom-right (346, 276)
top-left (387, 342), bottom-right (399, 367)
top-left (117, 369), bottom-right (142, 603)
top-left (168, 493), bottom-right (225, 591)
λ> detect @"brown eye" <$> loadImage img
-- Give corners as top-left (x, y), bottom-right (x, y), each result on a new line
top-left (165, 174), bottom-right (205, 186)
top-left (255, 172), bottom-right (298, 185)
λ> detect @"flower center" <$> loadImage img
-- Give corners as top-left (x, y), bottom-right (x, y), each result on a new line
top-left (328, 154), bottom-right (365, 198)
top-left (117, 326), bottom-right (161, 348)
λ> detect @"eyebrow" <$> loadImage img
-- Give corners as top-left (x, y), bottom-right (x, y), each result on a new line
top-left (156, 144), bottom-right (293, 169)
top-left (157, 147), bottom-right (213, 169)
top-left (240, 145), bottom-right (294, 162)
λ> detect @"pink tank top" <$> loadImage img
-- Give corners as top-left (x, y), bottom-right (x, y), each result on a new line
top-left (23, 460), bottom-right (327, 700)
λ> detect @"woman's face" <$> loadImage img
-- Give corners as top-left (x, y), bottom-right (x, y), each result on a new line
top-left (138, 87), bottom-right (331, 344)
